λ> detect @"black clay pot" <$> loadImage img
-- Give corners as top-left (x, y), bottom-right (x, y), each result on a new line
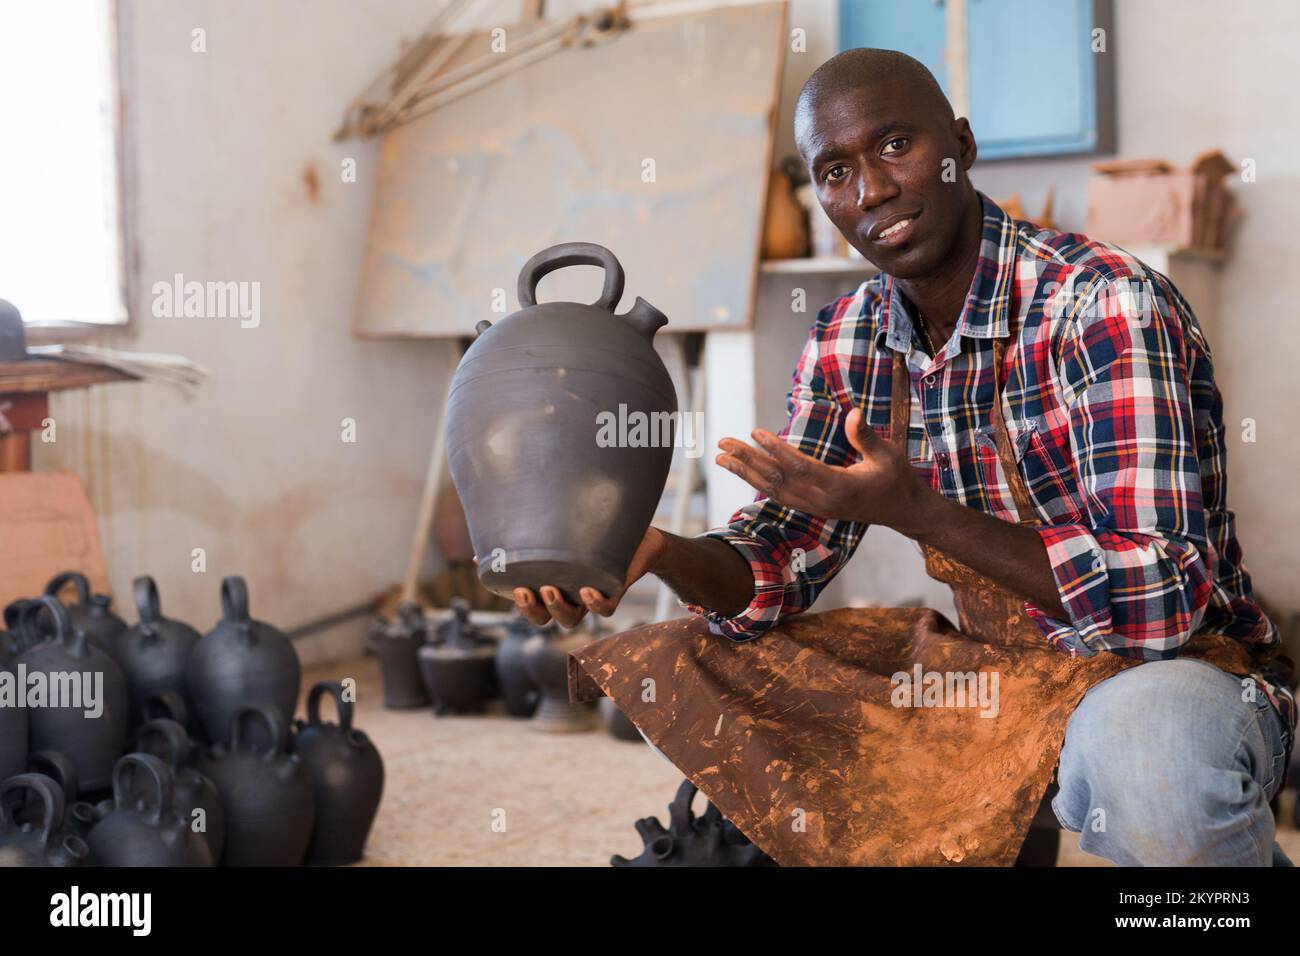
top-left (611, 779), bottom-right (776, 867)
top-left (446, 242), bottom-right (677, 606)
top-left (521, 624), bottom-right (596, 733)
top-left (368, 602), bottom-right (430, 709)
top-left (44, 572), bottom-right (126, 661)
top-left (291, 682), bottom-right (384, 866)
top-left (118, 576), bottom-right (201, 734)
top-left (495, 615), bottom-right (540, 718)
top-left (86, 753), bottom-right (213, 866)
top-left (599, 697), bottom-right (644, 742)
top-left (196, 705), bottom-right (315, 866)
top-left (0, 646), bottom-right (27, 782)
top-left (0, 774), bottom-right (91, 867)
top-left (12, 750), bottom-right (86, 834)
top-left (186, 576), bottom-right (301, 745)
top-left (417, 600), bottom-right (496, 715)
top-left (133, 719), bottom-right (224, 863)
top-left (141, 689), bottom-right (206, 748)
top-left (16, 597), bottom-right (129, 791)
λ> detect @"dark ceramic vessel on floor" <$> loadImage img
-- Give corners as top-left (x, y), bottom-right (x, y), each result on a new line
top-left (418, 600), bottom-right (496, 715)
top-left (446, 242), bottom-right (677, 606)
top-left (611, 779), bottom-right (775, 867)
top-left (186, 576), bottom-right (301, 745)
top-left (0, 774), bottom-right (91, 867)
top-left (16, 597), bottom-right (129, 791)
top-left (522, 624), bottom-right (595, 733)
top-left (196, 704), bottom-right (314, 866)
top-left (291, 682), bottom-right (384, 866)
top-left (117, 576), bottom-right (201, 733)
top-left (85, 753), bottom-right (213, 867)
top-left (43, 572), bottom-right (127, 661)
top-left (495, 615), bottom-right (540, 717)
top-left (133, 719), bottom-right (224, 863)
top-left (369, 602), bottom-right (430, 709)
top-left (598, 697), bottom-right (645, 742)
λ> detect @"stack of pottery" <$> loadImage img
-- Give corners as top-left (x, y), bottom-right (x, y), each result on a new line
top-left (495, 614), bottom-right (541, 718)
top-left (291, 681), bottom-right (384, 866)
top-left (186, 576), bottom-right (300, 744)
top-left (14, 597), bottom-right (129, 792)
top-left (417, 599), bottom-right (496, 715)
top-left (197, 704), bottom-right (314, 866)
top-left (611, 779), bottom-right (776, 867)
top-left (0, 774), bottom-right (90, 867)
top-left (117, 576), bottom-right (201, 735)
top-left (445, 241), bottom-right (677, 606)
top-left (85, 753), bottom-right (213, 866)
top-left (368, 602), bottom-right (430, 709)
top-left (43, 572), bottom-right (127, 662)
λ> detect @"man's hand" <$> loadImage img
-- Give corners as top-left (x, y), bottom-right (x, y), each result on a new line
top-left (716, 408), bottom-right (931, 532)
top-left (512, 526), bottom-right (666, 628)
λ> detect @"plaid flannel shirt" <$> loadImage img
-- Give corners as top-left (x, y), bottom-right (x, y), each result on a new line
top-left (687, 192), bottom-right (1295, 751)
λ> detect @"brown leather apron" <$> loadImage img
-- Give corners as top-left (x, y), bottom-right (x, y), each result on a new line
top-left (569, 334), bottom-right (1262, 866)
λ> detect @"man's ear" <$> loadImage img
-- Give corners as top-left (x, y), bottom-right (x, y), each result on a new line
top-left (953, 117), bottom-right (978, 170)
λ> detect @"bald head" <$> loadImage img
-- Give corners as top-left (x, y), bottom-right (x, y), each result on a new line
top-left (795, 49), bottom-right (954, 158)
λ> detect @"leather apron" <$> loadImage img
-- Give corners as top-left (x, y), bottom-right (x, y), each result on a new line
top-left (569, 333), bottom-right (1264, 866)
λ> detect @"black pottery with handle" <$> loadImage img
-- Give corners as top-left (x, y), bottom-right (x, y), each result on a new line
top-left (44, 572), bottom-right (127, 661)
top-left (0, 774), bottom-right (91, 867)
top-left (85, 753), bottom-right (213, 866)
top-left (133, 718), bottom-right (224, 863)
top-left (118, 576), bottom-right (202, 734)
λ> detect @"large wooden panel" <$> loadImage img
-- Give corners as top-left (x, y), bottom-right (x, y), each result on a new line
top-left (0, 472), bottom-right (110, 607)
top-left (353, 1), bottom-right (787, 337)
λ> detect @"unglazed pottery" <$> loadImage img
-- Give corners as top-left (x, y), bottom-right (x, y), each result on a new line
top-left (43, 572), bottom-right (126, 661)
top-left (117, 576), bottom-right (201, 733)
top-left (445, 242), bottom-right (677, 605)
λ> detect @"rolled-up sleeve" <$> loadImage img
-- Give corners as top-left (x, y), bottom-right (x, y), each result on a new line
top-left (1023, 275), bottom-right (1214, 659)
top-left (683, 305), bottom-right (869, 642)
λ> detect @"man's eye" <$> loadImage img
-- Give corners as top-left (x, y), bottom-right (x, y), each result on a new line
top-left (882, 137), bottom-right (909, 155)
top-left (825, 164), bottom-right (849, 182)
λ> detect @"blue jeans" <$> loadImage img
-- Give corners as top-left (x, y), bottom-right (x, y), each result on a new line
top-left (1052, 658), bottom-right (1293, 866)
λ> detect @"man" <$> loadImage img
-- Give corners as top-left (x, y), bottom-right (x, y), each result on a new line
top-left (514, 49), bottom-right (1294, 866)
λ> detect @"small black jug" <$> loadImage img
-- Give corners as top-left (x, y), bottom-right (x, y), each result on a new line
top-left (292, 682), bottom-right (384, 866)
top-left (197, 704), bottom-right (315, 866)
top-left (368, 602), bottom-right (430, 709)
top-left (186, 576), bottom-right (301, 745)
top-left (117, 576), bottom-right (201, 733)
top-left (17, 596), bottom-right (129, 791)
top-left (85, 753), bottom-right (213, 866)
top-left (134, 719), bottom-right (224, 863)
top-left (44, 572), bottom-right (127, 661)
top-left (495, 614), bottom-right (540, 718)
top-left (0, 774), bottom-right (91, 867)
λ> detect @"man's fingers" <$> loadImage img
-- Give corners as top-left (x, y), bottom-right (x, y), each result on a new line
top-left (845, 407), bottom-right (885, 456)
top-left (751, 429), bottom-right (821, 478)
top-left (514, 588), bottom-right (552, 627)
top-left (580, 587), bottom-right (620, 617)
top-left (540, 586), bottom-right (587, 628)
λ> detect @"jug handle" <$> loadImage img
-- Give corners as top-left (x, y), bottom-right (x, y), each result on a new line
top-left (134, 575), bottom-right (164, 624)
top-left (220, 575), bottom-right (250, 623)
top-left (229, 704), bottom-right (288, 759)
top-left (144, 690), bottom-right (190, 730)
top-left (135, 718), bottom-right (192, 772)
top-left (307, 680), bottom-right (354, 733)
top-left (0, 774), bottom-right (65, 844)
top-left (112, 753), bottom-right (174, 827)
top-left (28, 750), bottom-right (80, 804)
top-left (44, 571), bottom-right (91, 605)
top-left (516, 241), bottom-right (625, 312)
top-left (27, 596), bottom-right (87, 657)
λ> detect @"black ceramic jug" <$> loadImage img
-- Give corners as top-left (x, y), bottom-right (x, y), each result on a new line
top-left (0, 774), bottom-right (91, 867)
top-left (446, 242), bottom-right (677, 605)
top-left (291, 682), bottom-right (384, 866)
top-left (86, 753), bottom-right (213, 866)
top-left (522, 622), bottom-right (596, 732)
top-left (134, 719), bottom-right (224, 863)
top-left (44, 572), bottom-right (127, 660)
top-left (196, 704), bottom-right (315, 866)
top-left (12, 750), bottom-right (94, 838)
top-left (186, 576), bottom-right (301, 744)
top-left (16, 596), bottom-right (129, 791)
top-left (368, 602), bottom-right (430, 709)
top-left (417, 599), bottom-right (496, 715)
top-left (118, 576), bottom-right (201, 733)
top-left (611, 779), bottom-right (776, 867)
top-left (495, 614), bottom-right (540, 718)
top-left (0, 643), bottom-right (27, 781)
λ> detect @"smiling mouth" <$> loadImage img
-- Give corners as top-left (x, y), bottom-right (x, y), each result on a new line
top-left (870, 212), bottom-right (921, 247)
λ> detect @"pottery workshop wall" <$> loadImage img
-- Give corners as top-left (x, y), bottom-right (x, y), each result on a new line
top-left (34, 0), bottom-right (465, 660)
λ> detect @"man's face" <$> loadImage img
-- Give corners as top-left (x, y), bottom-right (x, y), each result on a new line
top-left (799, 80), bottom-right (975, 280)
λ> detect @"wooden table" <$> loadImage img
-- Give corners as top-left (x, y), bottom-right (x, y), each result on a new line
top-left (0, 358), bottom-right (137, 471)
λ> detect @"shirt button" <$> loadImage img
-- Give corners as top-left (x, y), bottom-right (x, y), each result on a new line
top-left (924, 375), bottom-right (937, 388)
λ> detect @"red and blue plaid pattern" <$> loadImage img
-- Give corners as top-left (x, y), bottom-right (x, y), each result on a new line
top-left (689, 192), bottom-right (1294, 749)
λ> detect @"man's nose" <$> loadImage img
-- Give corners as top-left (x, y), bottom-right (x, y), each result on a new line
top-left (855, 165), bottom-right (898, 212)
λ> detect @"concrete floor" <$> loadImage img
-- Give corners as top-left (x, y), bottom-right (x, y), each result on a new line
top-left (303, 657), bottom-right (1300, 867)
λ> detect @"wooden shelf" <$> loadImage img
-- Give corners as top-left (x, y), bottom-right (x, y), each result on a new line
top-left (0, 358), bottom-right (138, 395)
top-left (760, 257), bottom-right (879, 276)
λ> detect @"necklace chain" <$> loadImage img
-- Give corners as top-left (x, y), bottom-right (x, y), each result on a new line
top-left (916, 320), bottom-right (938, 357)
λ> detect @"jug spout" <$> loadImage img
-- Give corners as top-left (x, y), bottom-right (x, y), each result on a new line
top-left (622, 296), bottom-right (667, 340)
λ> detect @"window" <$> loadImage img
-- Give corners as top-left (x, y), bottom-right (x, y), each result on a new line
top-left (0, 0), bottom-right (126, 325)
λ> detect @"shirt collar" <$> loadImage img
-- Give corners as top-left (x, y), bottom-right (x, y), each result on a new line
top-left (874, 191), bottom-right (1019, 354)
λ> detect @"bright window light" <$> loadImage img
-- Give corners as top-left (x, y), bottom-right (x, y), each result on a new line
top-left (0, 0), bottom-right (126, 325)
